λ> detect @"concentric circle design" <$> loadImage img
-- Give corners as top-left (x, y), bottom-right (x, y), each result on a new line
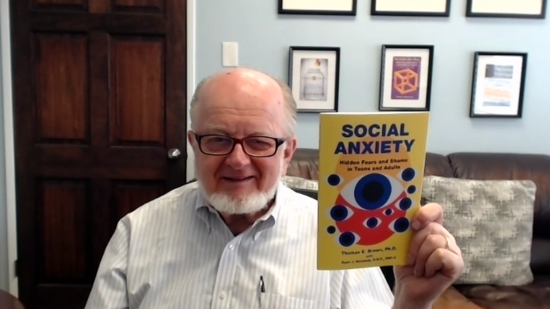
top-left (327, 174), bottom-right (341, 186)
top-left (330, 205), bottom-right (348, 221)
top-left (401, 168), bottom-right (416, 181)
top-left (354, 173), bottom-right (391, 211)
top-left (339, 232), bottom-right (356, 247)
top-left (393, 217), bottom-right (410, 233)
top-left (398, 198), bottom-right (412, 211)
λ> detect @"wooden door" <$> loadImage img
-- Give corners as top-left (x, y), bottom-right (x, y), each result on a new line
top-left (9, 1), bottom-right (187, 308)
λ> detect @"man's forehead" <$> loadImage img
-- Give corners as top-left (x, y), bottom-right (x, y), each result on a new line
top-left (198, 83), bottom-right (284, 112)
top-left (194, 70), bottom-right (286, 135)
top-left (205, 70), bottom-right (279, 96)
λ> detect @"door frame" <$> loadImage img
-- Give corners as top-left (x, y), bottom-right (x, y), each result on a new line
top-left (0, 0), bottom-right (197, 297)
top-left (1, 0), bottom-right (18, 296)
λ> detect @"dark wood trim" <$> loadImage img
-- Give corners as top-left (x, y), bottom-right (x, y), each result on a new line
top-left (165, 0), bottom-right (188, 192)
top-left (9, 0), bottom-right (35, 304)
top-left (30, 12), bottom-right (166, 33)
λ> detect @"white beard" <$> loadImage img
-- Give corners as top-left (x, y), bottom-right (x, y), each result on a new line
top-left (199, 179), bottom-right (279, 215)
top-left (195, 147), bottom-right (287, 215)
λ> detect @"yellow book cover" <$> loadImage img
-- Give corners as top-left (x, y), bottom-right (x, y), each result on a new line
top-left (317, 111), bottom-right (430, 270)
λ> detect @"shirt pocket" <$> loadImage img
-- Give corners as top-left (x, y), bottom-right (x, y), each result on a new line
top-left (260, 292), bottom-right (315, 309)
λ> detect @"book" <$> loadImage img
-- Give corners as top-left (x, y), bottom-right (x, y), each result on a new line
top-left (317, 111), bottom-right (430, 270)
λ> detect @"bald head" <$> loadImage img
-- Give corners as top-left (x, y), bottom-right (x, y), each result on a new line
top-left (189, 68), bottom-right (297, 137)
top-left (205, 68), bottom-right (279, 94)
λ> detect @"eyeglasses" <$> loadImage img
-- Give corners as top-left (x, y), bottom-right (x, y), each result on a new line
top-left (194, 133), bottom-right (286, 157)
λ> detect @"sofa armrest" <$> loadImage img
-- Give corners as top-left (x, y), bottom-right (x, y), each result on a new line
top-left (433, 287), bottom-right (483, 309)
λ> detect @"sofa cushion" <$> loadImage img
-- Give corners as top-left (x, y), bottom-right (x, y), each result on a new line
top-left (421, 176), bottom-right (537, 285)
top-left (448, 152), bottom-right (550, 242)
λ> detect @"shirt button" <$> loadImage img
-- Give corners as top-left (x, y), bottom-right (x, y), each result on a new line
top-left (229, 244), bottom-right (234, 250)
top-left (219, 292), bottom-right (226, 299)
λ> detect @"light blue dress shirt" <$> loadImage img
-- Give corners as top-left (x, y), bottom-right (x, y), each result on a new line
top-left (85, 182), bottom-right (395, 309)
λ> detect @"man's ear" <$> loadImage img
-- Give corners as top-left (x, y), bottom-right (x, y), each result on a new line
top-left (283, 137), bottom-right (297, 163)
top-left (187, 130), bottom-right (196, 145)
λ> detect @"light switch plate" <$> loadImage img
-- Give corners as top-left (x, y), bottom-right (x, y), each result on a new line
top-left (222, 42), bottom-right (238, 67)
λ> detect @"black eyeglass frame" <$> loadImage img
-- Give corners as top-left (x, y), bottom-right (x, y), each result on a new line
top-left (194, 133), bottom-right (286, 157)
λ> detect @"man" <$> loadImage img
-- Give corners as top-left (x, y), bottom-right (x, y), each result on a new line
top-left (85, 68), bottom-right (464, 309)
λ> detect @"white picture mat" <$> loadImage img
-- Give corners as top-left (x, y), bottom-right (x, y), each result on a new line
top-left (473, 55), bottom-right (524, 116)
top-left (471, 0), bottom-right (544, 15)
top-left (291, 50), bottom-right (337, 110)
top-left (382, 48), bottom-right (431, 108)
top-left (282, 0), bottom-right (354, 11)
top-left (375, 0), bottom-right (448, 12)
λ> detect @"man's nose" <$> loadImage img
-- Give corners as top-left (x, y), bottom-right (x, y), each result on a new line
top-left (225, 143), bottom-right (250, 168)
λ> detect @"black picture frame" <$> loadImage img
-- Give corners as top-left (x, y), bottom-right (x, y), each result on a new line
top-left (378, 45), bottom-right (434, 112)
top-left (288, 46), bottom-right (340, 113)
top-left (278, 0), bottom-right (357, 16)
top-left (371, 0), bottom-right (451, 17)
top-left (469, 52), bottom-right (528, 118)
top-left (466, 0), bottom-right (547, 19)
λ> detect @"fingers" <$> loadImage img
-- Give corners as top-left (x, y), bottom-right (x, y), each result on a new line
top-left (405, 202), bottom-right (465, 281)
top-left (407, 222), bottom-right (461, 265)
top-left (408, 222), bottom-right (453, 262)
top-left (413, 233), bottom-right (448, 276)
top-left (412, 203), bottom-right (444, 230)
top-left (407, 220), bottom-right (464, 280)
top-left (424, 247), bottom-right (465, 279)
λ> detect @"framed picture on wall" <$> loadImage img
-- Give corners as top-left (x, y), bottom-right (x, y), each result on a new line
top-left (466, 0), bottom-right (547, 19)
top-left (371, 0), bottom-right (451, 17)
top-left (278, 0), bottom-right (357, 15)
top-left (469, 52), bottom-right (528, 118)
top-left (378, 45), bottom-right (434, 112)
top-left (288, 46), bottom-right (340, 113)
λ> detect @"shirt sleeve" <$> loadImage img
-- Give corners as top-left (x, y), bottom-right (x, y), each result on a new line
top-left (340, 267), bottom-right (395, 309)
top-left (85, 219), bottom-right (131, 309)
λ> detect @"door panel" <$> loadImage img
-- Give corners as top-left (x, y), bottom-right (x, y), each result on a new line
top-left (10, 0), bottom-right (187, 308)
top-left (110, 36), bottom-right (165, 145)
top-left (39, 180), bottom-right (90, 282)
top-left (35, 33), bottom-right (89, 142)
top-left (111, 180), bottom-right (166, 230)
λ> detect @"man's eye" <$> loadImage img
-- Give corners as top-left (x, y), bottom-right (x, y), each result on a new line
top-left (204, 137), bottom-right (230, 146)
top-left (247, 138), bottom-right (274, 148)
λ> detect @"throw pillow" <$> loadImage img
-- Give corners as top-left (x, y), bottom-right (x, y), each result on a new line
top-left (421, 175), bottom-right (536, 286)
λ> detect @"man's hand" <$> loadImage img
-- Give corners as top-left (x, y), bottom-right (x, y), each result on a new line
top-left (392, 203), bottom-right (465, 309)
